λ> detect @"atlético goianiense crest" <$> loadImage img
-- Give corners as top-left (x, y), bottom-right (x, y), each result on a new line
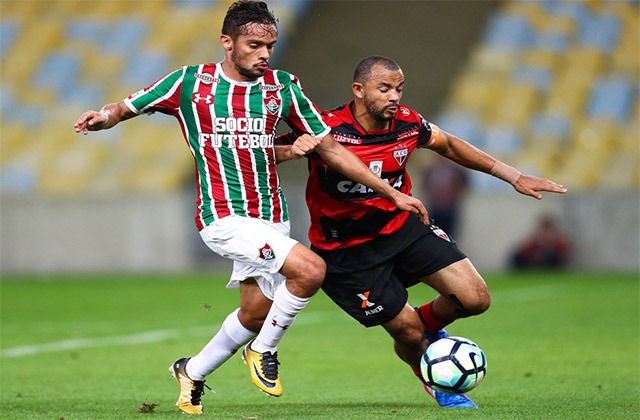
top-left (259, 243), bottom-right (275, 260)
top-left (393, 144), bottom-right (408, 166)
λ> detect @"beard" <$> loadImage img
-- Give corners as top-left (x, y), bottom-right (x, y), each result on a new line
top-left (231, 52), bottom-right (266, 80)
top-left (364, 96), bottom-right (395, 122)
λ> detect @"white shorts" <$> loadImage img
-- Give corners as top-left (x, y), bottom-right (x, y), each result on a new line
top-left (199, 216), bottom-right (298, 300)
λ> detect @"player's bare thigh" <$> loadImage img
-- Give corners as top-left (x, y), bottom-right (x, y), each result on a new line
top-left (420, 258), bottom-right (491, 316)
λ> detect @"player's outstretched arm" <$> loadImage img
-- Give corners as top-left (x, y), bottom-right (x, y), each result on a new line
top-left (428, 127), bottom-right (567, 200)
top-left (316, 133), bottom-right (429, 223)
top-left (73, 101), bottom-right (136, 135)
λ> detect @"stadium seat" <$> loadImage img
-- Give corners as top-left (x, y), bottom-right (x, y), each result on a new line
top-left (120, 50), bottom-right (171, 87)
top-left (587, 75), bottom-right (634, 123)
top-left (65, 18), bottom-right (107, 45)
top-left (493, 83), bottom-right (539, 127)
top-left (533, 29), bottom-right (570, 53)
top-left (447, 74), bottom-right (506, 120)
top-left (101, 17), bottom-right (149, 56)
top-left (578, 11), bottom-right (621, 51)
top-left (481, 11), bottom-right (535, 52)
top-left (0, 160), bottom-right (38, 194)
top-left (528, 113), bottom-right (572, 141)
top-left (434, 111), bottom-right (483, 145)
top-left (512, 65), bottom-right (553, 93)
top-left (33, 51), bottom-right (81, 94)
top-left (482, 124), bottom-right (524, 159)
top-left (520, 49), bottom-right (560, 72)
top-left (0, 123), bottom-right (29, 166)
top-left (545, 1), bottom-right (592, 26)
top-left (0, 19), bottom-right (20, 58)
top-left (468, 46), bottom-right (519, 76)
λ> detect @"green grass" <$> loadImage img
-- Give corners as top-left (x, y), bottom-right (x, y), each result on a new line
top-left (1, 271), bottom-right (638, 419)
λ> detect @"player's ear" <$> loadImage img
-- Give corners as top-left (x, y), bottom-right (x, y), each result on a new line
top-left (352, 82), bottom-right (364, 99)
top-left (220, 34), bottom-right (233, 51)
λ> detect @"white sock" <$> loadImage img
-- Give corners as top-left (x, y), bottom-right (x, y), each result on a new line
top-left (186, 308), bottom-right (256, 380)
top-left (251, 282), bottom-right (310, 354)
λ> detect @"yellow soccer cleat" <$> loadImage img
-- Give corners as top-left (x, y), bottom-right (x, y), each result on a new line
top-left (169, 357), bottom-right (208, 415)
top-left (241, 339), bottom-right (283, 397)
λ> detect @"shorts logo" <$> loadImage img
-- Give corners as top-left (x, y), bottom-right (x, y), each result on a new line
top-left (431, 225), bottom-right (451, 242)
top-left (357, 291), bottom-right (375, 308)
top-left (259, 243), bottom-right (275, 260)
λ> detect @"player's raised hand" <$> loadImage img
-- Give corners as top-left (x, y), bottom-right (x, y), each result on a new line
top-left (73, 102), bottom-right (135, 135)
top-left (73, 109), bottom-right (110, 135)
top-left (512, 174), bottom-right (567, 200)
top-left (290, 133), bottom-right (322, 159)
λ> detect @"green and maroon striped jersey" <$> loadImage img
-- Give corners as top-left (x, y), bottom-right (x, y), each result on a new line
top-left (124, 63), bottom-right (330, 230)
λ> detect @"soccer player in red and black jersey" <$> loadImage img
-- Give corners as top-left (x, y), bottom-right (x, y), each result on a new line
top-left (278, 56), bottom-right (567, 408)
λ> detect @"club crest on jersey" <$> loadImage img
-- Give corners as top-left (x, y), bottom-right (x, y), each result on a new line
top-left (193, 93), bottom-right (213, 104)
top-left (195, 73), bottom-right (218, 84)
top-left (264, 96), bottom-right (281, 115)
top-left (393, 145), bottom-right (408, 166)
top-left (259, 243), bottom-right (275, 260)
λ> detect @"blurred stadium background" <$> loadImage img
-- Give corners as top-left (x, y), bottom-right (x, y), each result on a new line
top-left (1, 0), bottom-right (638, 274)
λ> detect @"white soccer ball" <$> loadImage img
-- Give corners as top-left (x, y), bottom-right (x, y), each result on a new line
top-left (420, 336), bottom-right (487, 394)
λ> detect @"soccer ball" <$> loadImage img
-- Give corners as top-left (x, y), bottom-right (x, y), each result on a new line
top-left (420, 336), bottom-right (487, 394)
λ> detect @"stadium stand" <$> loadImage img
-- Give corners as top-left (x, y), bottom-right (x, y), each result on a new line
top-left (0, 0), bottom-right (637, 195)
top-left (438, 0), bottom-right (639, 191)
top-left (0, 0), bottom-right (311, 195)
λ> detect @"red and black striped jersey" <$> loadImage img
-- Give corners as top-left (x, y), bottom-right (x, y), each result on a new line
top-left (284, 100), bottom-right (439, 250)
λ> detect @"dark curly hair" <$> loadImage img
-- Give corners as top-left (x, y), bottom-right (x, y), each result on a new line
top-left (222, 0), bottom-right (278, 40)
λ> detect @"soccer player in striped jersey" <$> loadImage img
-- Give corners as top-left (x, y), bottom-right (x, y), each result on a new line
top-left (278, 56), bottom-right (567, 409)
top-left (74, 3), bottom-right (428, 415)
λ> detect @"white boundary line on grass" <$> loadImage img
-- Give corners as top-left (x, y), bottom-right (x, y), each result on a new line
top-left (1, 284), bottom-right (559, 359)
top-left (0, 310), bottom-right (348, 358)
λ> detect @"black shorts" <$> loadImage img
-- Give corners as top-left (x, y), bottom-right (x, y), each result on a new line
top-left (314, 216), bottom-right (466, 327)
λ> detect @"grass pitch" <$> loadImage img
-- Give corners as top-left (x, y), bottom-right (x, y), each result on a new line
top-left (1, 271), bottom-right (638, 419)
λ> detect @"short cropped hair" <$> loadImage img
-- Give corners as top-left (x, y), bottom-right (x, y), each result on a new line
top-left (222, 0), bottom-right (278, 40)
top-left (353, 56), bottom-right (401, 84)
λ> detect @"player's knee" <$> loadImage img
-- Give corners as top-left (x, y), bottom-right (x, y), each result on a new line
top-left (465, 290), bottom-right (491, 316)
top-left (304, 254), bottom-right (326, 286)
top-left (292, 254), bottom-right (326, 295)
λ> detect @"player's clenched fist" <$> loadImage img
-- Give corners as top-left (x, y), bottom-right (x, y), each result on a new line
top-left (290, 133), bottom-right (322, 159)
